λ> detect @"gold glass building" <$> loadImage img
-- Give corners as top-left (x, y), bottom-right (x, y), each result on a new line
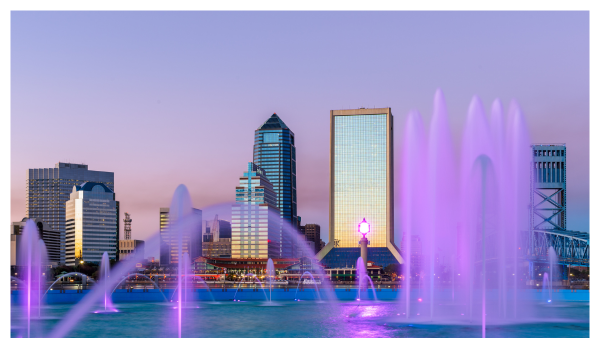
top-left (317, 108), bottom-right (402, 268)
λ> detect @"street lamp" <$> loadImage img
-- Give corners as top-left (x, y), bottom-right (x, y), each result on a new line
top-left (358, 218), bottom-right (370, 271)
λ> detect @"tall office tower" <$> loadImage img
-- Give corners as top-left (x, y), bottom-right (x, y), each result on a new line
top-left (11, 218), bottom-right (61, 266)
top-left (531, 144), bottom-right (567, 230)
top-left (124, 212), bottom-right (132, 240)
top-left (26, 162), bottom-right (114, 264)
top-left (231, 162), bottom-right (282, 259)
top-left (253, 113), bottom-right (297, 258)
top-left (65, 182), bottom-right (118, 266)
top-left (317, 108), bottom-right (402, 268)
top-left (159, 207), bottom-right (202, 266)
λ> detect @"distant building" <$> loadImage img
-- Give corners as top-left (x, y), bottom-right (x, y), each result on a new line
top-left (124, 212), bottom-right (132, 240)
top-left (231, 162), bottom-right (282, 259)
top-left (317, 108), bottom-right (402, 268)
top-left (11, 218), bottom-right (60, 266)
top-left (201, 215), bottom-right (232, 258)
top-left (65, 182), bottom-right (118, 265)
top-left (159, 207), bottom-right (202, 266)
top-left (253, 113), bottom-right (298, 258)
top-left (400, 233), bottom-right (422, 275)
top-left (119, 239), bottom-right (145, 260)
top-left (26, 162), bottom-right (115, 264)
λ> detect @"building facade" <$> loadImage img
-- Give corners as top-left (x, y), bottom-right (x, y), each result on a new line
top-left (231, 162), bottom-right (282, 259)
top-left (159, 207), bottom-right (203, 266)
top-left (119, 239), bottom-right (145, 260)
top-left (65, 182), bottom-right (118, 265)
top-left (317, 108), bottom-right (403, 268)
top-left (253, 113), bottom-right (297, 257)
top-left (26, 162), bottom-right (114, 264)
top-left (11, 218), bottom-right (61, 266)
top-left (201, 215), bottom-right (232, 258)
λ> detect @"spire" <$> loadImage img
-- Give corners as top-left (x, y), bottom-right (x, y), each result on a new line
top-left (257, 113), bottom-right (289, 130)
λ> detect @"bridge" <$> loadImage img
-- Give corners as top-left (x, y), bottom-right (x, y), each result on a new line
top-left (528, 144), bottom-right (589, 268)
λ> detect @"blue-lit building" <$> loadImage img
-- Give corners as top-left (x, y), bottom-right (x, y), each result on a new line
top-left (317, 108), bottom-right (403, 269)
top-left (253, 113), bottom-right (297, 258)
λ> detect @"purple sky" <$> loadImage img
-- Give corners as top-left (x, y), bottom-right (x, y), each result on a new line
top-left (11, 11), bottom-right (589, 257)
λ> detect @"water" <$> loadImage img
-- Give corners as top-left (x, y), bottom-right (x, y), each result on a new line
top-left (11, 297), bottom-right (589, 337)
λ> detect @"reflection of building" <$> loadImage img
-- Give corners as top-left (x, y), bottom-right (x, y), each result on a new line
top-left (119, 239), bottom-right (145, 260)
top-left (65, 182), bottom-right (118, 265)
top-left (231, 162), bottom-right (282, 259)
top-left (253, 113), bottom-right (297, 258)
top-left (317, 108), bottom-right (403, 268)
top-left (400, 233), bottom-right (422, 274)
top-left (11, 218), bottom-right (61, 266)
top-left (159, 207), bottom-right (203, 266)
top-left (26, 162), bottom-right (115, 264)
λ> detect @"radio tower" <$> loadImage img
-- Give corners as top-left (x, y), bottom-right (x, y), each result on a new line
top-left (124, 212), bottom-right (132, 240)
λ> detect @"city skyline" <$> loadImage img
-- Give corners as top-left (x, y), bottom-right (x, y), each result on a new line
top-left (10, 11), bottom-right (589, 250)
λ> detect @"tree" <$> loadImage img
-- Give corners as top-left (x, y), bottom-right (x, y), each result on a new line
top-left (384, 263), bottom-right (402, 276)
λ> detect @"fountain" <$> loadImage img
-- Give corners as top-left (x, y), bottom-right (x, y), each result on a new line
top-left (232, 273), bottom-right (269, 302)
top-left (294, 271), bottom-right (322, 301)
top-left (356, 257), bottom-right (378, 302)
top-left (98, 252), bottom-right (117, 312)
top-left (111, 273), bottom-right (168, 301)
top-left (548, 246), bottom-right (558, 302)
top-left (266, 258), bottom-right (275, 302)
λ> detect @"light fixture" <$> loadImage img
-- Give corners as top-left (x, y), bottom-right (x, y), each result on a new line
top-left (358, 218), bottom-right (370, 238)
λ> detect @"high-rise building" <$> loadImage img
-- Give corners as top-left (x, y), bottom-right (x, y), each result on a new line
top-left (317, 108), bottom-right (402, 268)
top-left (159, 207), bottom-right (202, 266)
top-left (11, 218), bottom-right (61, 266)
top-left (201, 215), bottom-right (232, 258)
top-left (400, 233), bottom-right (422, 275)
top-left (231, 162), bottom-right (282, 259)
top-left (65, 182), bottom-right (118, 265)
top-left (304, 224), bottom-right (321, 247)
top-left (253, 113), bottom-right (297, 257)
top-left (26, 162), bottom-right (114, 264)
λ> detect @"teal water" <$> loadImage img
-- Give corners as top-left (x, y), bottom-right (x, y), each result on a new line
top-left (12, 299), bottom-right (589, 337)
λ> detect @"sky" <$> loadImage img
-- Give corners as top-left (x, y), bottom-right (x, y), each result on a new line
top-left (10, 11), bottom-right (589, 258)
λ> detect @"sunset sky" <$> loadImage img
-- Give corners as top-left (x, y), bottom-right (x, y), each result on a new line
top-left (11, 11), bottom-right (589, 257)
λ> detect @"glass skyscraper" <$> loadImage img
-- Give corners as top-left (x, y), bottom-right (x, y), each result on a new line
top-left (253, 113), bottom-right (296, 258)
top-left (26, 162), bottom-right (115, 264)
top-left (65, 182), bottom-right (117, 265)
top-left (317, 108), bottom-right (403, 268)
top-left (231, 162), bottom-right (282, 259)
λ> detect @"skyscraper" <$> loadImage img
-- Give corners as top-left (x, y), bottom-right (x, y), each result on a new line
top-left (26, 162), bottom-right (114, 264)
top-left (317, 108), bottom-right (403, 268)
top-left (231, 162), bottom-right (282, 259)
top-left (159, 207), bottom-right (203, 266)
top-left (65, 182), bottom-right (118, 265)
top-left (253, 113), bottom-right (297, 257)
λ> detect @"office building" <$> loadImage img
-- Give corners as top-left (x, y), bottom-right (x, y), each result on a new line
top-left (119, 239), bottom-right (145, 260)
top-left (159, 207), bottom-right (202, 266)
top-left (231, 162), bottom-right (282, 259)
top-left (304, 224), bottom-right (321, 248)
top-left (65, 182), bottom-right (118, 265)
top-left (201, 215), bottom-right (232, 258)
top-left (11, 218), bottom-right (61, 266)
top-left (317, 108), bottom-right (403, 268)
top-left (26, 162), bottom-right (115, 264)
top-left (124, 212), bottom-right (132, 240)
top-left (253, 113), bottom-right (297, 257)
top-left (202, 238), bottom-right (232, 258)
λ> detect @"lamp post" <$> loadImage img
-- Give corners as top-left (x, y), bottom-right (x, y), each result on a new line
top-left (358, 218), bottom-right (370, 272)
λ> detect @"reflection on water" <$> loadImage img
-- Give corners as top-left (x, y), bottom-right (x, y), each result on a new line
top-left (11, 299), bottom-right (589, 338)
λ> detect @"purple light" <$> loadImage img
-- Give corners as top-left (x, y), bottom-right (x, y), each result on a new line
top-left (418, 298), bottom-right (422, 302)
top-left (358, 218), bottom-right (370, 237)
top-left (548, 300), bottom-right (552, 303)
